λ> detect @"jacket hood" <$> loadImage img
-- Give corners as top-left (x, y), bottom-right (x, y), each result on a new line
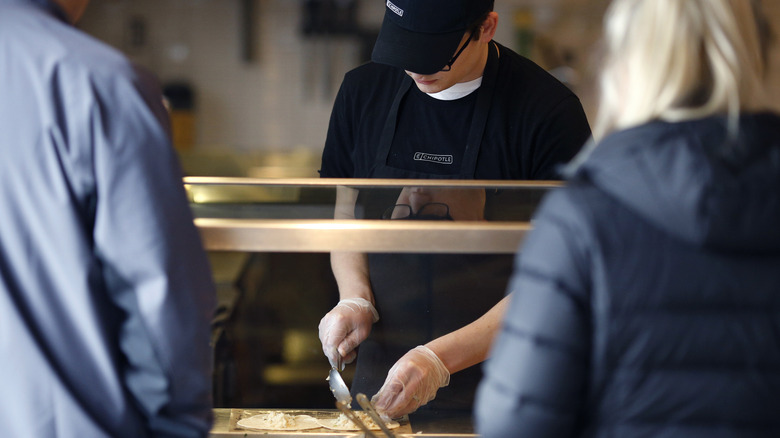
top-left (569, 113), bottom-right (780, 253)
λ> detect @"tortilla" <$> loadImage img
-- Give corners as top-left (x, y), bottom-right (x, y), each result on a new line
top-left (317, 411), bottom-right (400, 431)
top-left (237, 411), bottom-right (320, 431)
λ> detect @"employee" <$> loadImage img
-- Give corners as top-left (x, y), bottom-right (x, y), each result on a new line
top-left (318, 0), bottom-right (591, 419)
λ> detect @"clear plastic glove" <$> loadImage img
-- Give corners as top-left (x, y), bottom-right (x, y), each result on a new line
top-left (318, 298), bottom-right (379, 369)
top-left (371, 345), bottom-right (451, 418)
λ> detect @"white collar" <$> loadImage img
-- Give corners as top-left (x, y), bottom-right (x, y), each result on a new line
top-left (426, 76), bottom-right (483, 101)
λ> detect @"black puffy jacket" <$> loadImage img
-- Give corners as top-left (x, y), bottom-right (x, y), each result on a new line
top-left (475, 113), bottom-right (780, 438)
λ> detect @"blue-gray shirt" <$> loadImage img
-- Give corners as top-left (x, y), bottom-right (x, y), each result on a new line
top-left (0, 1), bottom-right (217, 436)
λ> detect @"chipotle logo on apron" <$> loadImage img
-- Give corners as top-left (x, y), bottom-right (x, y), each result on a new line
top-left (414, 152), bottom-right (453, 165)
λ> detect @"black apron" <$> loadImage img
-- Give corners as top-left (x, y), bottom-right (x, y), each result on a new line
top-left (351, 43), bottom-right (513, 415)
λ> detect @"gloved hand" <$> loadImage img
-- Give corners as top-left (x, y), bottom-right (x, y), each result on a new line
top-left (371, 345), bottom-right (450, 418)
top-left (318, 298), bottom-right (379, 369)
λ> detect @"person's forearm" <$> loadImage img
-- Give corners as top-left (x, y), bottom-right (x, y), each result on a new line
top-left (331, 185), bottom-right (374, 303)
top-left (425, 295), bottom-right (510, 374)
top-left (331, 251), bottom-right (374, 303)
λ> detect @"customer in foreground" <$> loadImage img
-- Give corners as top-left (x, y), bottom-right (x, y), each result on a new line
top-left (475, 0), bottom-right (780, 436)
top-left (0, 0), bottom-right (217, 437)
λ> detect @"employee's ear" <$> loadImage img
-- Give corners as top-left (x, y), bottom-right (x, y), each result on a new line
top-left (479, 12), bottom-right (499, 42)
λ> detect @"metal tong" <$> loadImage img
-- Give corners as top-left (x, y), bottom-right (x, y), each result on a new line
top-left (356, 393), bottom-right (396, 438)
top-left (335, 400), bottom-right (378, 438)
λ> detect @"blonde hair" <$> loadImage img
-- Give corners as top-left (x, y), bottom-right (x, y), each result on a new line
top-left (594, 0), bottom-right (771, 138)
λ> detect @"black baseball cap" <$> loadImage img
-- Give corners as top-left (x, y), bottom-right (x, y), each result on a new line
top-left (371, 0), bottom-right (494, 75)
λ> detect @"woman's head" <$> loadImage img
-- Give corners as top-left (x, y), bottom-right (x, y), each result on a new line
top-left (594, 0), bottom-right (772, 138)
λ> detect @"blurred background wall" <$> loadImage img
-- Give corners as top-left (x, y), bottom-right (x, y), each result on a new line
top-left (79, 0), bottom-right (780, 176)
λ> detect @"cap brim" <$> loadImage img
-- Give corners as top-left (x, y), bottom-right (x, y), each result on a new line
top-left (371, 13), bottom-right (466, 75)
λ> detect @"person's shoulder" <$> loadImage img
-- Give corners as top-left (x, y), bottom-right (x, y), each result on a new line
top-left (345, 61), bottom-right (401, 78)
top-left (341, 62), bottom-right (407, 92)
top-left (494, 42), bottom-right (577, 99)
top-left (3, 5), bottom-right (132, 76)
top-left (535, 181), bottom-right (612, 232)
top-left (64, 29), bottom-right (143, 84)
top-left (492, 42), bottom-right (589, 133)
top-left (494, 42), bottom-right (559, 80)
top-left (4, 7), bottom-right (156, 106)
top-left (336, 62), bottom-right (408, 109)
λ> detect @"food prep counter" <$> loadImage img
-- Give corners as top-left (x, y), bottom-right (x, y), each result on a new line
top-left (209, 408), bottom-right (477, 437)
top-left (187, 177), bottom-right (557, 437)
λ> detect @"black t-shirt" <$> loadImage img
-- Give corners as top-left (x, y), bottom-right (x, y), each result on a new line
top-left (388, 88), bottom-right (477, 176)
top-left (320, 42), bottom-right (591, 180)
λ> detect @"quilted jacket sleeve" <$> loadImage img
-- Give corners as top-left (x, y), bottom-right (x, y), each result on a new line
top-left (475, 187), bottom-right (592, 438)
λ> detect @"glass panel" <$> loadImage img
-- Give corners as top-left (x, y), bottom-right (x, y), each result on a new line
top-left (186, 177), bottom-right (556, 221)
